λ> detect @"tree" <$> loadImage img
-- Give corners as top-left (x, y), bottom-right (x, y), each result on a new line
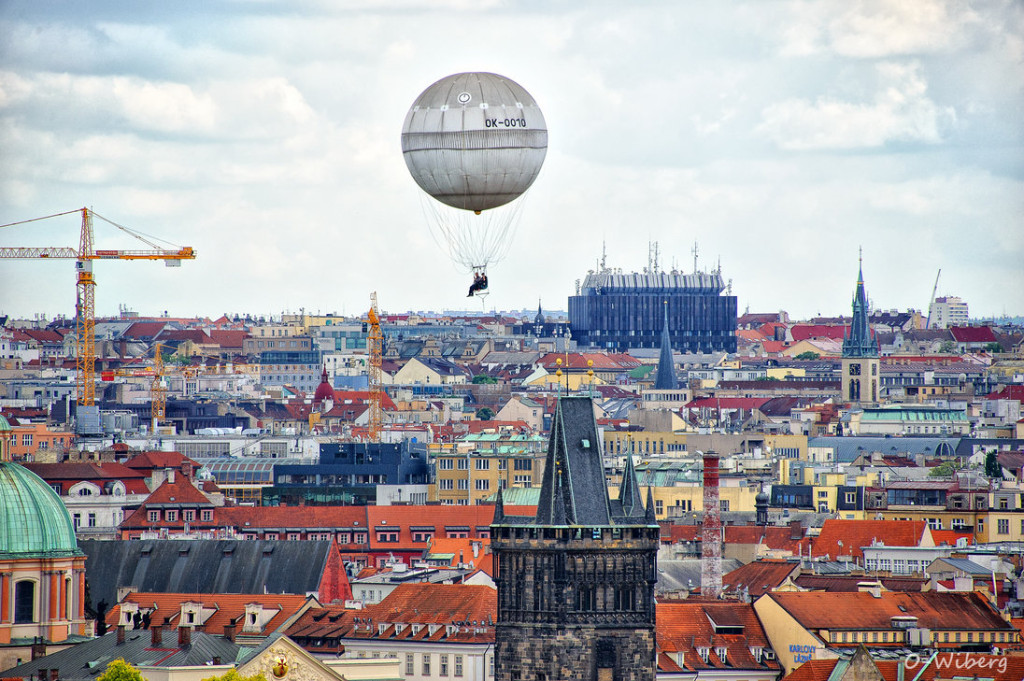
top-left (476, 407), bottom-right (495, 420)
top-left (985, 451), bottom-right (1003, 479)
top-left (472, 373), bottom-right (497, 384)
top-left (201, 670), bottom-right (267, 681)
top-left (985, 342), bottom-right (1003, 354)
top-left (929, 461), bottom-right (961, 478)
top-left (794, 351), bottom-right (821, 360)
top-left (98, 659), bottom-right (144, 681)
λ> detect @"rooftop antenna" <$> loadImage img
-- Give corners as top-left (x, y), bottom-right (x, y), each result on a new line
top-left (692, 241), bottom-right (699, 274)
top-left (600, 240), bottom-right (607, 272)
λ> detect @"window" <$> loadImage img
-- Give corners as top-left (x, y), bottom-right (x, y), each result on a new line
top-left (14, 581), bottom-right (35, 623)
top-left (183, 510), bottom-right (195, 522)
top-left (406, 654), bottom-right (414, 675)
top-left (655, 500), bottom-right (664, 515)
top-left (87, 513), bottom-right (97, 527)
top-left (377, 532), bottom-right (398, 543)
top-left (439, 479), bottom-right (454, 490)
top-left (475, 479), bottom-right (490, 491)
top-left (438, 459), bottom-right (454, 470)
top-left (845, 492), bottom-right (856, 504)
top-left (413, 532), bottom-right (433, 543)
top-left (513, 459), bottom-right (532, 470)
top-left (201, 510), bottom-right (213, 521)
top-left (457, 479), bottom-right (469, 490)
top-left (22, 434), bottom-right (33, 446)
top-left (457, 458), bottom-right (469, 470)
top-left (476, 459), bottom-right (490, 470)
top-left (998, 518), bottom-right (1009, 535)
top-left (455, 655), bottom-right (463, 676)
top-left (338, 532), bottom-right (351, 544)
top-left (73, 513), bottom-right (81, 530)
top-left (721, 500), bottom-right (730, 511)
top-left (287, 533), bottom-right (301, 540)
top-left (488, 655), bottom-right (494, 676)
top-left (165, 510), bottom-right (178, 522)
top-left (148, 510), bottom-right (160, 522)
top-left (265, 533), bottom-right (279, 541)
top-left (422, 654), bottom-right (431, 676)
top-left (440, 654), bottom-right (449, 675)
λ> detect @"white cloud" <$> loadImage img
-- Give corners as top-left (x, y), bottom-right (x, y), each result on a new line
top-left (757, 61), bottom-right (955, 150)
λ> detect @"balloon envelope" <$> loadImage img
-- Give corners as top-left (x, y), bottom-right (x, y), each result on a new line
top-left (401, 72), bottom-right (548, 213)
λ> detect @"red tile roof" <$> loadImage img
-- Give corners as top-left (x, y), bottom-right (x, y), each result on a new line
top-left (790, 325), bottom-right (848, 342)
top-left (656, 601), bottom-right (780, 674)
top-left (722, 560), bottom-right (801, 596)
top-left (813, 519), bottom-right (929, 560)
top-left (765, 591), bottom-right (1012, 637)
top-left (782, 653), bottom-right (1024, 681)
top-left (106, 592), bottom-right (312, 638)
top-left (285, 583), bottom-right (497, 651)
top-left (949, 325), bottom-right (997, 343)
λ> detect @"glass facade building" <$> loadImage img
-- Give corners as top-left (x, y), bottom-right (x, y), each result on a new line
top-left (568, 271), bottom-right (737, 352)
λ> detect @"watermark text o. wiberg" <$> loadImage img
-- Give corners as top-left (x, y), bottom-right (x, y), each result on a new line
top-left (904, 652), bottom-right (1007, 675)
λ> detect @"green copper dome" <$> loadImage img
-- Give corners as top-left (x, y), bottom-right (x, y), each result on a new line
top-left (0, 462), bottom-right (82, 558)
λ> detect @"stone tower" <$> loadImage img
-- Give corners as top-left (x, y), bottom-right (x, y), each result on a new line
top-left (841, 254), bottom-right (880, 405)
top-left (491, 396), bottom-right (659, 681)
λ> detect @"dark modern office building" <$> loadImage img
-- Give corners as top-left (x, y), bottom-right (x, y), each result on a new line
top-left (264, 441), bottom-right (431, 505)
top-left (568, 270), bottom-right (737, 352)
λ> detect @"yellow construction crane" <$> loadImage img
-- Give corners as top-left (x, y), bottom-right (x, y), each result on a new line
top-left (0, 208), bottom-right (195, 425)
top-left (366, 292), bottom-right (383, 442)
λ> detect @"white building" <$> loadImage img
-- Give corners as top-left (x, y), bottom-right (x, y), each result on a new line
top-left (930, 296), bottom-right (969, 329)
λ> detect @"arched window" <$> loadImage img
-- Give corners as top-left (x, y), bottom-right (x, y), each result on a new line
top-left (14, 580), bottom-right (36, 623)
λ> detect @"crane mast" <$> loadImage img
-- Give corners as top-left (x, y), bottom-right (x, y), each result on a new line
top-left (367, 292), bottom-right (384, 442)
top-left (926, 268), bottom-right (941, 329)
top-left (0, 207), bottom-right (195, 430)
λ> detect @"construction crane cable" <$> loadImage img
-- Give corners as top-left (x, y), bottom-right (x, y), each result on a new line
top-left (0, 208), bottom-right (84, 229)
top-left (90, 210), bottom-right (185, 250)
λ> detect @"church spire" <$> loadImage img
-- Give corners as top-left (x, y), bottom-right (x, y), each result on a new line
top-left (653, 301), bottom-right (678, 390)
top-left (619, 450), bottom-right (645, 518)
top-left (842, 251), bottom-right (878, 359)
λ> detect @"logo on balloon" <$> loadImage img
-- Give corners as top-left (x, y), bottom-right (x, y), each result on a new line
top-left (458, 92), bottom-right (471, 104)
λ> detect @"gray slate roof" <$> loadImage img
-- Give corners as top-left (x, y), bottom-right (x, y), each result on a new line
top-left (81, 539), bottom-right (334, 609)
top-left (4, 629), bottom-right (255, 681)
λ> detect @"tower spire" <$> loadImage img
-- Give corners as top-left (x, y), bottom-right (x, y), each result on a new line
top-left (653, 301), bottom-right (678, 390)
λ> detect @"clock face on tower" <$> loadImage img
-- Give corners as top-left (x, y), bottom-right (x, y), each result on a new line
top-left (849, 364), bottom-right (861, 376)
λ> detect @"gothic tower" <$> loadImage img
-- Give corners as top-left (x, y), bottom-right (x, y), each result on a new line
top-left (841, 254), bottom-right (880, 405)
top-left (491, 396), bottom-right (659, 681)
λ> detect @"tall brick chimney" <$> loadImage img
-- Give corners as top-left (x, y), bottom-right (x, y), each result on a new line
top-left (224, 618), bottom-right (237, 643)
top-left (117, 624), bottom-right (126, 644)
top-left (151, 623), bottom-right (163, 647)
top-left (178, 625), bottom-right (192, 647)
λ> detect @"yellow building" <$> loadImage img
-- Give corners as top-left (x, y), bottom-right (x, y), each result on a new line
top-left (603, 430), bottom-right (689, 457)
top-left (432, 434), bottom-right (547, 505)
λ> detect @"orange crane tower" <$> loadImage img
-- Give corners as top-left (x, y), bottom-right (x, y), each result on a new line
top-left (366, 292), bottom-right (384, 442)
top-left (0, 208), bottom-right (195, 419)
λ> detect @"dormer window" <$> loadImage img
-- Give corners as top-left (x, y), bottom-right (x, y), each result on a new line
top-left (697, 647), bottom-right (710, 663)
top-left (379, 623), bottom-right (387, 635)
top-left (716, 646), bottom-right (728, 662)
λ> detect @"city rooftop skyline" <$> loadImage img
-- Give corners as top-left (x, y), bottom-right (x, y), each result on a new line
top-left (1, 1), bottom-right (1021, 321)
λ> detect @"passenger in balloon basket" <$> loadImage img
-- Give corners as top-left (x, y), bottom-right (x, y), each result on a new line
top-left (468, 271), bottom-right (489, 297)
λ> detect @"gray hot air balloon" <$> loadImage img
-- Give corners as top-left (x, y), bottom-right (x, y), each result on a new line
top-left (401, 72), bottom-right (548, 287)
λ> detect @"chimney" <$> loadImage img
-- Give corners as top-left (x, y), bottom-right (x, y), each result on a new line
top-left (117, 624), bottom-right (126, 644)
top-left (178, 625), bottom-right (192, 647)
top-left (151, 624), bottom-right (163, 647)
top-left (224, 618), bottom-right (237, 643)
top-left (167, 468), bottom-right (176, 484)
top-left (30, 638), bottom-right (46, 660)
top-left (212, 656), bottom-right (222, 665)
top-left (49, 670), bottom-right (59, 681)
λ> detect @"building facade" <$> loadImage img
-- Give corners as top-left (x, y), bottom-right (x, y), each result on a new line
top-left (568, 270), bottom-right (737, 352)
top-left (491, 396), bottom-right (660, 680)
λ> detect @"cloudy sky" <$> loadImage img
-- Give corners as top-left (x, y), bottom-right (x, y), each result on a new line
top-left (1, 0), bottom-right (1021, 322)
